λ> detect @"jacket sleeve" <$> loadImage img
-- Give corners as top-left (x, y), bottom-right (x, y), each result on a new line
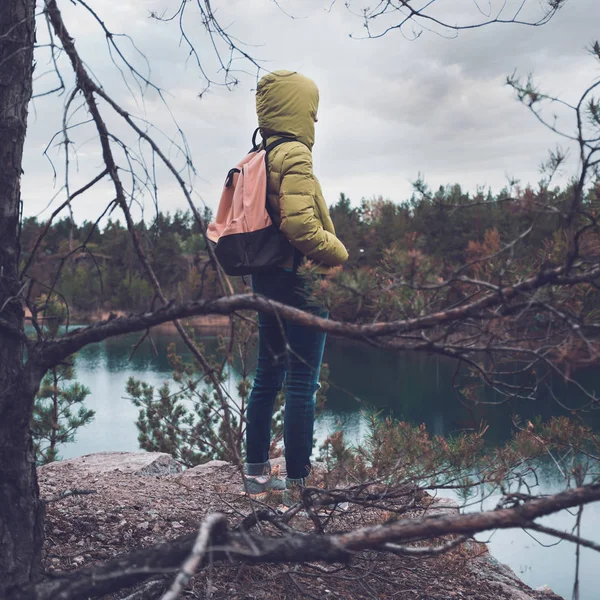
top-left (278, 145), bottom-right (349, 266)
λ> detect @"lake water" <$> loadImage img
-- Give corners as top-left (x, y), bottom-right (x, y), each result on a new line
top-left (59, 329), bottom-right (599, 600)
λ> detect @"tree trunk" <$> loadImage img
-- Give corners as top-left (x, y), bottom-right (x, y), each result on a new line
top-left (0, 0), bottom-right (43, 591)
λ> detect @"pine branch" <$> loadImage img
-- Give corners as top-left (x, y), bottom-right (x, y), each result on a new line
top-left (32, 255), bottom-right (600, 369)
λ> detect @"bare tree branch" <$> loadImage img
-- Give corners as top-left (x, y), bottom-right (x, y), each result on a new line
top-left (344, 0), bottom-right (568, 40)
top-left (32, 252), bottom-right (600, 368)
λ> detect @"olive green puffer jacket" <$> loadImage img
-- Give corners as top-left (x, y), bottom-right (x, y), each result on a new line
top-left (256, 70), bottom-right (349, 271)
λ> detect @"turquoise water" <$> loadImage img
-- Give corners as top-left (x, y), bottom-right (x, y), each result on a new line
top-left (59, 330), bottom-right (598, 599)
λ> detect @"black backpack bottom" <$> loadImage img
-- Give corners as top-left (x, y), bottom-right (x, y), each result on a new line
top-left (211, 225), bottom-right (296, 276)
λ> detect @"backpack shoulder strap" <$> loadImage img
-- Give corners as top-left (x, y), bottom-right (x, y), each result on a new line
top-left (264, 137), bottom-right (297, 154)
top-left (250, 128), bottom-right (308, 154)
top-left (251, 127), bottom-right (261, 152)
top-left (264, 136), bottom-right (311, 155)
top-left (261, 134), bottom-right (305, 273)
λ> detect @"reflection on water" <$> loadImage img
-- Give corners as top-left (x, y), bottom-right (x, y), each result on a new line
top-left (63, 330), bottom-right (598, 599)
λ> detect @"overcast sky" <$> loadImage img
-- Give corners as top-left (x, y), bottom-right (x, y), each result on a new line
top-left (22, 0), bottom-right (600, 224)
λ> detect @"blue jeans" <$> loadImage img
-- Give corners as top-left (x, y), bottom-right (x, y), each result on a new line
top-left (245, 268), bottom-right (327, 480)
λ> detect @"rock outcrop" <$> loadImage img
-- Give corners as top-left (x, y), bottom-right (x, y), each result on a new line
top-left (37, 452), bottom-right (564, 600)
top-left (40, 451), bottom-right (183, 477)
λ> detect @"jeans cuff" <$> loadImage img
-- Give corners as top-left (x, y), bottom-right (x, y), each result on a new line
top-left (245, 460), bottom-right (271, 476)
top-left (286, 477), bottom-right (306, 487)
top-left (286, 463), bottom-right (311, 481)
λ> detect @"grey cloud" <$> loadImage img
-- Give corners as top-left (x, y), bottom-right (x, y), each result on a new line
top-left (21, 0), bottom-right (600, 224)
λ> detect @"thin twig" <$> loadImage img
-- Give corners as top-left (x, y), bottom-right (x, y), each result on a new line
top-left (42, 489), bottom-right (97, 504)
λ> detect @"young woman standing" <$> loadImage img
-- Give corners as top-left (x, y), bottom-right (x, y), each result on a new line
top-left (243, 70), bottom-right (348, 496)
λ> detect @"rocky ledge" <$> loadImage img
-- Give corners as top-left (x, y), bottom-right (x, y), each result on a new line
top-left (38, 452), bottom-right (564, 600)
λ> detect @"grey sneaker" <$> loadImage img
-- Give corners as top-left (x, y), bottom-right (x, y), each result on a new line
top-left (281, 477), bottom-right (307, 507)
top-left (242, 464), bottom-right (286, 497)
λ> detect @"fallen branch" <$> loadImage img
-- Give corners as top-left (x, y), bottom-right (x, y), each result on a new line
top-left (161, 514), bottom-right (228, 600)
top-left (384, 535), bottom-right (469, 557)
top-left (121, 578), bottom-right (167, 600)
top-left (10, 482), bottom-right (600, 600)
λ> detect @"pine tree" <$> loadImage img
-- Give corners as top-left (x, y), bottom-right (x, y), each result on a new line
top-left (30, 295), bottom-right (94, 465)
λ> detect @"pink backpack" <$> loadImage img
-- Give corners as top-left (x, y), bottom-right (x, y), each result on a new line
top-left (207, 130), bottom-right (299, 276)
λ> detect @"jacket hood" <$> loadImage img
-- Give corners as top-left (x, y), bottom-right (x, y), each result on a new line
top-left (256, 70), bottom-right (319, 150)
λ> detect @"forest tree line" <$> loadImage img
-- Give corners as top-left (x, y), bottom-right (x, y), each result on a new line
top-left (20, 179), bottom-right (600, 317)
